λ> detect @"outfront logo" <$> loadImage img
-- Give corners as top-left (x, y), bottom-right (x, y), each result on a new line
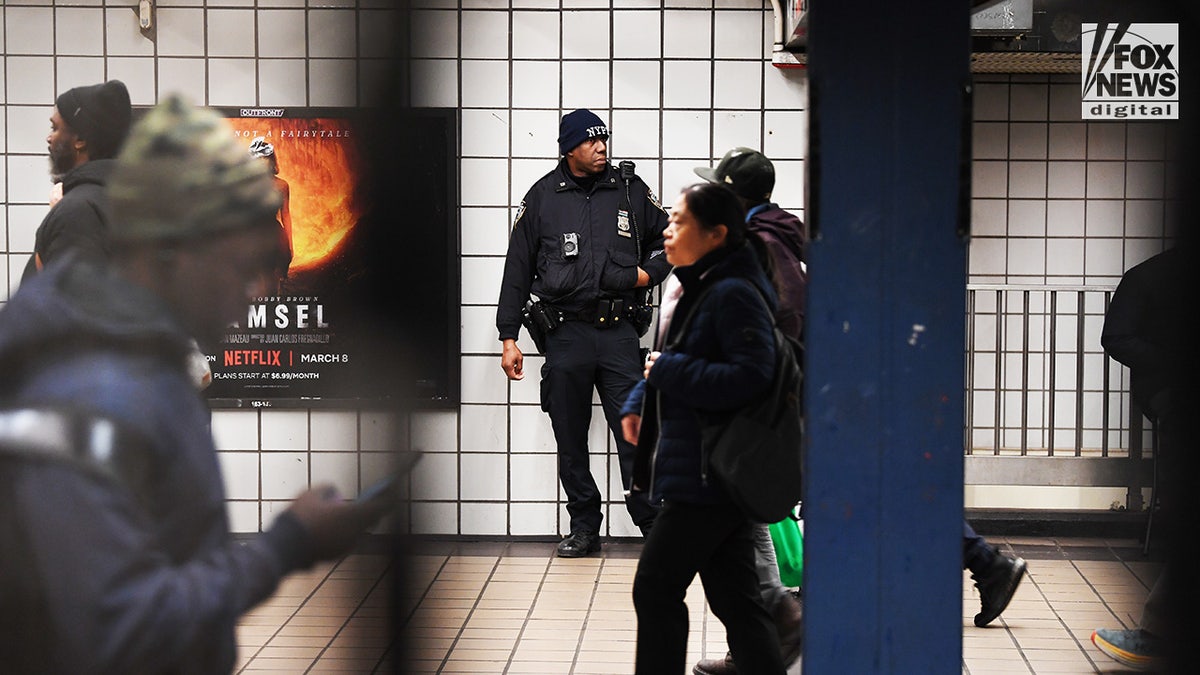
top-left (1081, 23), bottom-right (1179, 120)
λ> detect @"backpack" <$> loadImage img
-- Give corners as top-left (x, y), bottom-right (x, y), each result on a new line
top-left (675, 281), bottom-right (805, 523)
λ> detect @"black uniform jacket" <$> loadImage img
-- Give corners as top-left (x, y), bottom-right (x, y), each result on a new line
top-left (497, 159), bottom-right (671, 341)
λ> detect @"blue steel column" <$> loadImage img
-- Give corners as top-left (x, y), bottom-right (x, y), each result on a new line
top-left (803, 2), bottom-right (970, 673)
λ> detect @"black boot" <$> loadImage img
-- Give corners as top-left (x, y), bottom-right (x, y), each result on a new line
top-left (972, 553), bottom-right (1026, 627)
top-left (556, 530), bottom-right (600, 558)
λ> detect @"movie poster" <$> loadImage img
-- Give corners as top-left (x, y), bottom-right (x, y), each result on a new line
top-left (200, 107), bottom-right (459, 407)
top-left (204, 109), bottom-right (372, 404)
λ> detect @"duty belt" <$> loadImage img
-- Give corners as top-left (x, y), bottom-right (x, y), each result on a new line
top-left (557, 298), bottom-right (628, 329)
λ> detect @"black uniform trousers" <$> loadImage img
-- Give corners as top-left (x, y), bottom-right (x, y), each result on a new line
top-left (633, 500), bottom-right (786, 675)
top-left (540, 319), bottom-right (657, 533)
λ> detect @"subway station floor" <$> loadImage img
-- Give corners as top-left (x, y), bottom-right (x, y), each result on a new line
top-left (234, 536), bottom-right (1158, 674)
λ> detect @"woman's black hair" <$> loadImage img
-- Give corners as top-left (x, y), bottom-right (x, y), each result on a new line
top-left (681, 182), bottom-right (776, 280)
top-left (682, 182), bottom-right (746, 244)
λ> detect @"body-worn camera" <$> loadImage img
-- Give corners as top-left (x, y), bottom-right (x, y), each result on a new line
top-left (562, 232), bottom-right (579, 258)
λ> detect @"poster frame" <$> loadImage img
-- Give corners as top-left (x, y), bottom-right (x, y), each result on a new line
top-left (163, 105), bottom-right (462, 411)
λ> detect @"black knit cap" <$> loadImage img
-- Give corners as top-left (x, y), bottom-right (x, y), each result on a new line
top-left (55, 80), bottom-right (132, 160)
top-left (557, 109), bottom-right (608, 155)
top-left (694, 147), bottom-right (775, 202)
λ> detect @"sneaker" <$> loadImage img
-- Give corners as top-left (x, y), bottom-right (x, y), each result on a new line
top-left (1091, 628), bottom-right (1164, 671)
top-left (556, 530), bottom-right (600, 558)
top-left (972, 553), bottom-right (1026, 627)
top-left (691, 594), bottom-right (803, 675)
top-left (692, 652), bottom-right (736, 675)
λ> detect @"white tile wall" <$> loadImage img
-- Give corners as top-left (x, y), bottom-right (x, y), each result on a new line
top-left (157, 59), bottom-right (207, 102)
top-left (1, 8), bottom-right (1174, 533)
top-left (6, 8), bottom-right (52, 56)
top-left (261, 410), bottom-right (309, 451)
top-left (562, 60), bottom-right (610, 109)
top-left (562, 11), bottom-right (610, 60)
top-left (7, 56), bottom-right (55, 104)
top-left (260, 452), bottom-right (309, 500)
top-left (461, 108), bottom-right (510, 157)
top-left (461, 502), bottom-right (508, 535)
top-left (459, 404), bottom-right (507, 451)
top-left (258, 59), bottom-right (308, 107)
top-left (461, 453), bottom-right (508, 501)
top-left (311, 452), bottom-right (358, 498)
top-left (218, 452), bottom-right (261, 501)
top-left (309, 9), bottom-right (357, 58)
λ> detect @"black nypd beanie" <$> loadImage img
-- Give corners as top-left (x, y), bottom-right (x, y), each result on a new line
top-left (557, 109), bottom-right (609, 155)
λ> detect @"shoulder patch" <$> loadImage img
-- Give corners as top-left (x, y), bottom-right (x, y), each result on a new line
top-left (648, 189), bottom-right (664, 213)
top-left (513, 201), bottom-right (526, 225)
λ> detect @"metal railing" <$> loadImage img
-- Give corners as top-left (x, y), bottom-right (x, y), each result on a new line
top-left (964, 284), bottom-right (1153, 509)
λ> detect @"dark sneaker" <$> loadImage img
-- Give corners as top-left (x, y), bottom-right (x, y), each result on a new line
top-left (556, 530), bottom-right (600, 558)
top-left (691, 594), bottom-right (803, 675)
top-left (1091, 628), bottom-right (1164, 671)
top-left (693, 652), bottom-right (736, 675)
top-left (972, 553), bottom-right (1026, 627)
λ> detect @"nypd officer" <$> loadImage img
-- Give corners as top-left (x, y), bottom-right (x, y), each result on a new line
top-left (498, 109), bottom-right (671, 557)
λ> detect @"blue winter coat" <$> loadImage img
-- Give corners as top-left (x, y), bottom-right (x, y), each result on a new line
top-left (622, 241), bottom-right (778, 505)
top-left (0, 259), bottom-right (310, 675)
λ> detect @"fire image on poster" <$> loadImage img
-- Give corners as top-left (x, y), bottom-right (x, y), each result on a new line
top-left (203, 109), bottom-right (368, 403)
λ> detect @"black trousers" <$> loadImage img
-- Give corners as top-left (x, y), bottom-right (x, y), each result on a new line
top-left (633, 500), bottom-right (785, 675)
top-left (541, 320), bottom-right (657, 533)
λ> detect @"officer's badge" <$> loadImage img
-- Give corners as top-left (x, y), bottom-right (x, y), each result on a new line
top-left (514, 201), bottom-right (526, 225)
top-left (616, 209), bottom-right (632, 238)
top-left (648, 189), bottom-right (665, 213)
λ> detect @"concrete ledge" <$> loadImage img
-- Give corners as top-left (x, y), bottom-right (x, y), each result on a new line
top-left (966, 507), bottom-right (1149, 539)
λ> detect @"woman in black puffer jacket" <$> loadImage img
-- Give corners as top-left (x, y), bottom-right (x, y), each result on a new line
top-left (620, 182), bottom-right (785, 675)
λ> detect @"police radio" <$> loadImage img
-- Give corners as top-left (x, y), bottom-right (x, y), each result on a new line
top-left (619, 160), bottom-right (636, 181)
top-left (618, 161), bottom-right (655, 337)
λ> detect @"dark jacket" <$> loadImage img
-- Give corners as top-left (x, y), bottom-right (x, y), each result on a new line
top-left (746, 203), bottom-right (807, 341)
top-left (497, 159), bottom-right (671, 341)
top-left (621, 241), bottom-right (778, 505)
top-left (1101, 246), bottom-right (1189, 419)
top-left (0, 259), bottom-right (310, 675)
top-left (21, 159), bottom-right (117, 282)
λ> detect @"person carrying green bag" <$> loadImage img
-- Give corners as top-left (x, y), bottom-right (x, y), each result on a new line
top-left (690, 149), bottom-right (808, 675)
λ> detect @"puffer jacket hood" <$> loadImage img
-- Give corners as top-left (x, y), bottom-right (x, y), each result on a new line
top-left (746, 204), bottom-right (806, 340)
top-left (746, 204), bottom-right (805, 263)
top-left (0, 257), bottom-right (193, 385)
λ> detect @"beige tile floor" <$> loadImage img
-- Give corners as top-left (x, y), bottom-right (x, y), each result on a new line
top-left (235, 537), bottom-right (1159, 674)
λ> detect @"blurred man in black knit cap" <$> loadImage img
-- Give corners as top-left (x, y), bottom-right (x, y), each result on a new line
top-left (22, 79), bottom-right (132, 282)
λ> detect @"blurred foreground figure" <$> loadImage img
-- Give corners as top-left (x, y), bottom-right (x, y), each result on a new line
top-left (0, 95), bottom-right (391, 675)
top-left (1092, 243), bottom-right (1191, 672)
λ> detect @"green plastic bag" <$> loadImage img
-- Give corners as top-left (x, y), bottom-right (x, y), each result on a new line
top-left (768, 517), bottom-right (804, 588)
